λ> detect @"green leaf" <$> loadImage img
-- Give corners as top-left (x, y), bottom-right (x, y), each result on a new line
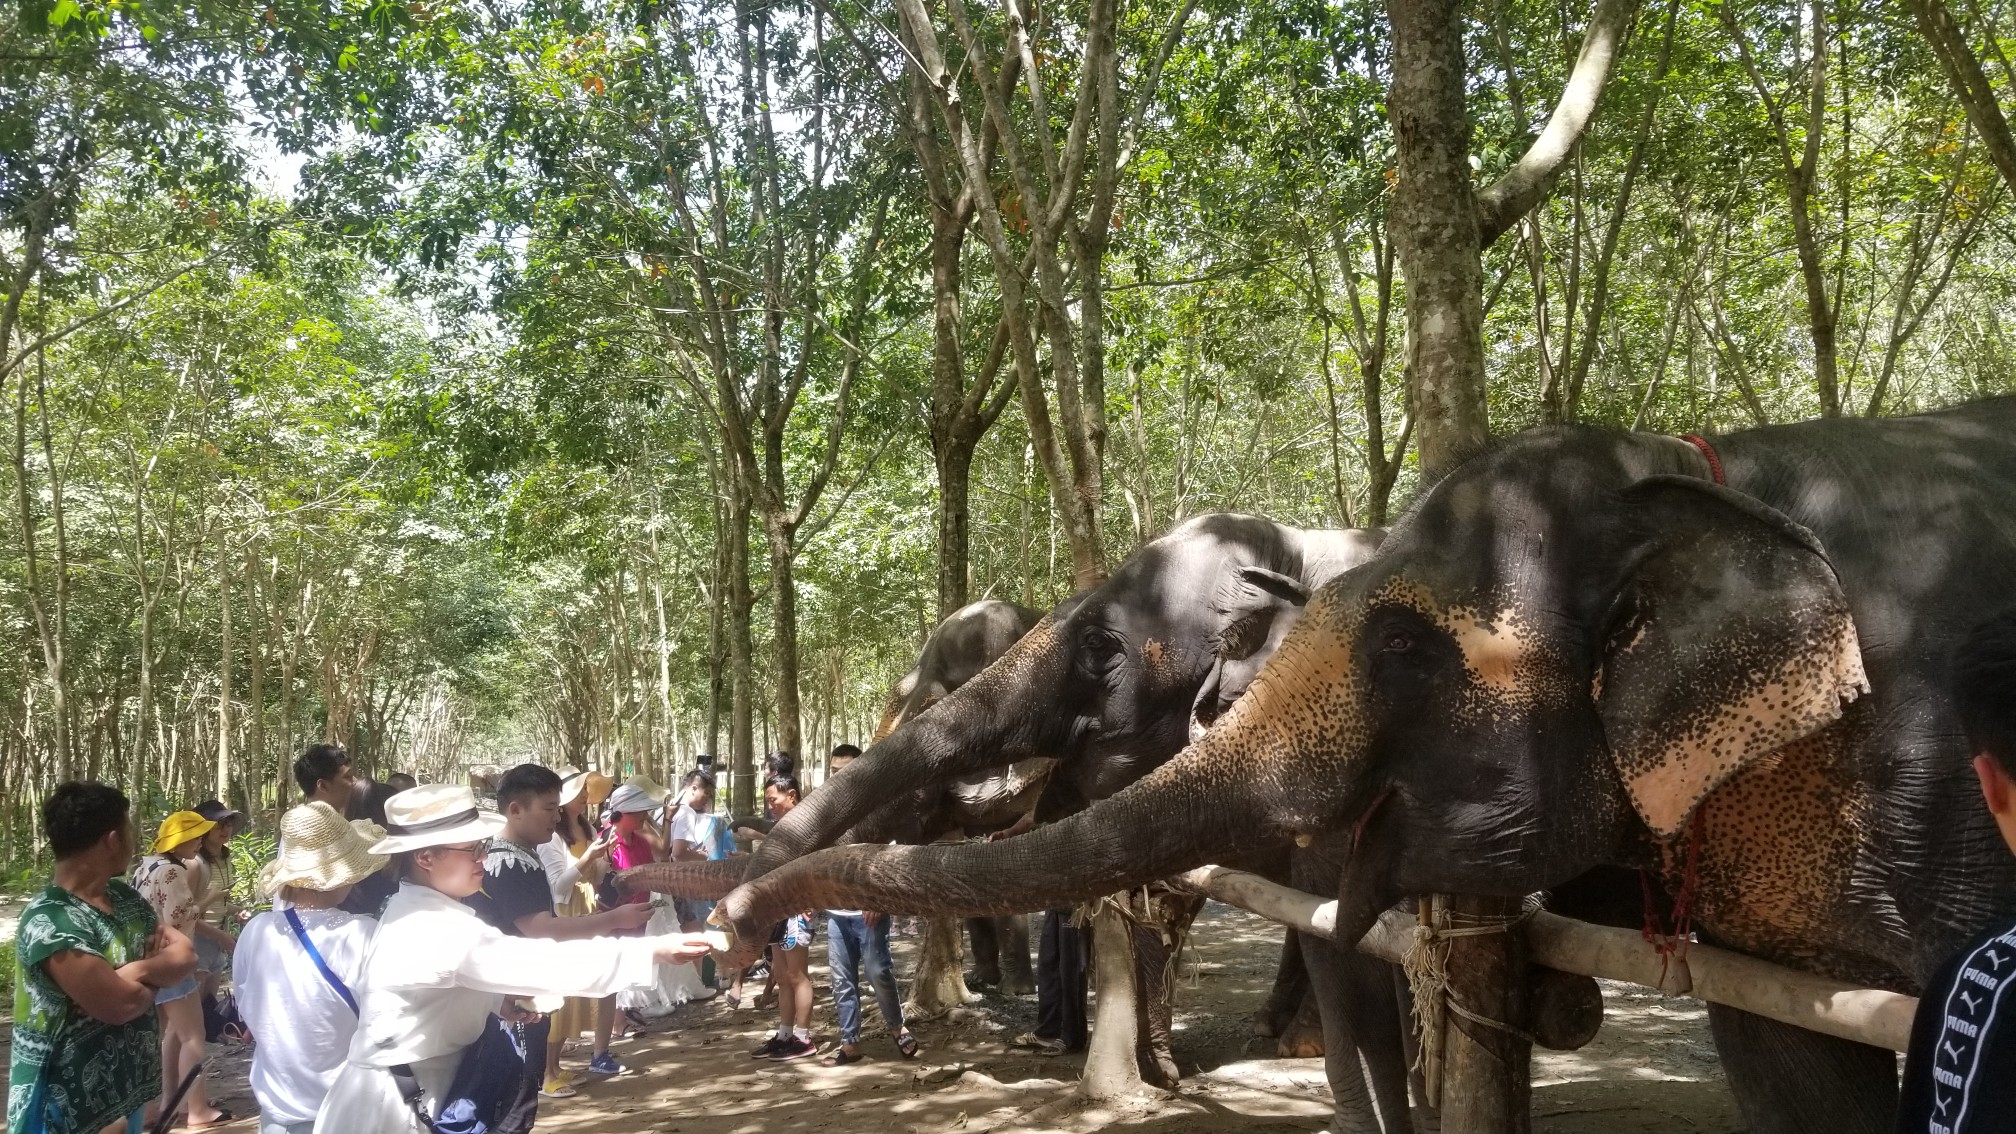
top-left (338, 43), bottom-right (360, 71)
top-left (48, 0), bottom-right (81, 27)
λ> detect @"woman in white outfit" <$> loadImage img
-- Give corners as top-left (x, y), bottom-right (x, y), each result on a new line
top-left (314, 784), bottom-right (712, 1134)
top-left (235, 802), bottom-right (387, 1134)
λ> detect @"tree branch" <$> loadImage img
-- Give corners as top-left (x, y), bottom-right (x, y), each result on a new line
top-left (1475, 0), bottom-right (1641, 245)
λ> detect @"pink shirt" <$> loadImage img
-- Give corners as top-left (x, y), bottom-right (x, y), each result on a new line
top-left (607, 831), bottom-right (655, 909)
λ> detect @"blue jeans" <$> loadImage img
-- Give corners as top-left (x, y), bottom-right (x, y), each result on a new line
top-left (826, 913), bottom-right (904, 1046)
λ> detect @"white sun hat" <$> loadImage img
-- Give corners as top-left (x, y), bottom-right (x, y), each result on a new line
top-left (556, 767), bottom-right (588, 806)
top-left (606, 783), bottom-right (663, 815)
top-left (259, 802), bottom-right (391, 899)
top-left (368, 783), bottom-right (506, 854)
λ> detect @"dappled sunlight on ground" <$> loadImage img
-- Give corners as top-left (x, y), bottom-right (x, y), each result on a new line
top-left (0, 903), bottom-right (1745, 1132)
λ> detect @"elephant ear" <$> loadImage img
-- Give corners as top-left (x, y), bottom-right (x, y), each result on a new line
top-left (1594, 475), bottom-right (1869, 839)
top-left (1212, 566), bottom-right (1310, 661)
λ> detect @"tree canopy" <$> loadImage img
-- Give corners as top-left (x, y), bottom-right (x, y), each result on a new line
top-left (5, 0), bottom-right (2015, 853)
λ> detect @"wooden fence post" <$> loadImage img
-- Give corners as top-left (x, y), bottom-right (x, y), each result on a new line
top-left (1435, 892), bottom-right (1532, 1134)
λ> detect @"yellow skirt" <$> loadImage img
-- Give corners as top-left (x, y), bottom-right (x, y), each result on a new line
top-left (550, 878), bottom-right (601, 1042)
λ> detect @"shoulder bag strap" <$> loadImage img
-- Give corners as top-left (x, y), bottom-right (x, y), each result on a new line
top-left (282, 907), bottom-right (359, 1015)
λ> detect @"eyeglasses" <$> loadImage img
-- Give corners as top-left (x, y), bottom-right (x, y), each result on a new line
top-left (430, 841), bottom-right (490, 860)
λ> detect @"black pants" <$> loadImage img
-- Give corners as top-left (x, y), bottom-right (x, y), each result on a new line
top-left (498, 1016), bottom-right (547, 1134)
top-left (1034, 908), bottom-right (1088, 1050)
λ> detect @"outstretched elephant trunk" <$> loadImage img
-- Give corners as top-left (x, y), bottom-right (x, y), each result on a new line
top-left (742, 615), bottom-right (1073, 875)
top-left (718, 722), bottom-right (1274, 946)
top-left (614, 855), bottom-right (753, 901)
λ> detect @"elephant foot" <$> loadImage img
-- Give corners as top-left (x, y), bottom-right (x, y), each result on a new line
top-left (1275, 1017), bottom-right (1326, 1059)
top-left (968, 965), bottom-right (1003, 989)
top-left (1000, 974), bottom-right (1035, 997)
top-left (1136, 1043), bottom-right (1180, 1090)
top-left (1250, 1004), bottom-right (1291, 1038)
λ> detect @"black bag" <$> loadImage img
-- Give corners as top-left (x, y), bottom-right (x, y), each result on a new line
top-left (392, 1014), bottom-right (528, 1134)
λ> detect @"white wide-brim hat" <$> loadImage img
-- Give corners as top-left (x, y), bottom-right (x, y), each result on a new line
top-left (556, 767), bottom-right (587, 806)
top-left (259, 802), bottom-right (390, 899)
top-left (368, 783), bottom-right (506, 854)
top-left (606, 783), bottom-right (664, 814)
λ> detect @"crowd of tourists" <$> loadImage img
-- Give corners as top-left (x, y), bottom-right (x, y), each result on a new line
top-left (5, 740), bottom-right (1025, 1134)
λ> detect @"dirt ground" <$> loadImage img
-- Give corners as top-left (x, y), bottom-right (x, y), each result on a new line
top-left (2, 902), bottom-right (1745, 1132)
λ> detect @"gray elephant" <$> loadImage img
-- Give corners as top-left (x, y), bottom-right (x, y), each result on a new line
top-left (624, 513), bottom-right (1393, 1108)
top-left (868, 597), bottom-right (1049, 996)
top-left (718, 399), bottom-right (2016, 1134)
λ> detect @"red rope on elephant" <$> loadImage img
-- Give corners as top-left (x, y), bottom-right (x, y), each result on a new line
top-left (1680, 433), bottom-right (1726, 486)
top-left (1640, 808), bottom-right (1706, 985)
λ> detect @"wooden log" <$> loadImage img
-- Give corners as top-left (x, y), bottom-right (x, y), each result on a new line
top-left (1176, 865), bottom-right (1919, 1053)
top-left (1435, 893), bottom-right (1531, 1134)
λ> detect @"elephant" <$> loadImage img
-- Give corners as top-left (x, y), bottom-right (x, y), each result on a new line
top-left (624, 512), bottom-right (1393, 1110)
top-left (868, 597), bottom-right (1049, 996)
top-left (715, 399), bottom-right (2016, 1134)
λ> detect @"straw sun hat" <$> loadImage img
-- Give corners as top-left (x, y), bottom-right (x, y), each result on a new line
top-left (367, 783), bottom-right (507, 855)
top-left (259, 802), bottom-right (390, 899)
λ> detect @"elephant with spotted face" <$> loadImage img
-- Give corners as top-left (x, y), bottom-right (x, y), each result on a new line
top-left (718, 399), bottom-right (2016, 1134)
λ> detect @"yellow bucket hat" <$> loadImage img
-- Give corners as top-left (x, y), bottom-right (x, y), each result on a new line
top-left (152, 810), bottom-right (217, 854)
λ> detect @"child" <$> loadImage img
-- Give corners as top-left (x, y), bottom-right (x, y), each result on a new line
top-left (1895, 611), bottom-right (2016, 1131)
top-left (749, 774), bottom-right (819, 1061)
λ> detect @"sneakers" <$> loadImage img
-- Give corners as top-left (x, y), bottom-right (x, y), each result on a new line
top-left (538, 1074), bottom-right (578, 1099)
top-left (767, 1036), bottom-right (819, 1061)
top-left (750, 1036), bottom-right (789, 1059)
top-left (586, 1052), bottom-right (627, 1076)
top-left (1010, 1032), bottom-right (1067, 1056)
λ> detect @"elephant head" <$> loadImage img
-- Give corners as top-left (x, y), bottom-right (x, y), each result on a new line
top-left (715, 429), bottom-right (1868, 955)
top-left (1190, 566), bottom-right (1312, 741)
top-left (659, 513), bottom-right (1384, 902)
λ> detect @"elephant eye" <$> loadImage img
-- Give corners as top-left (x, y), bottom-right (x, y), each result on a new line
top-left (1381, 630), bottom-right (1414, 654)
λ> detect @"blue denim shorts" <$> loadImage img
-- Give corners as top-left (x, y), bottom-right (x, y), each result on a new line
top-left (154, 973), bottom-right (199, 1005)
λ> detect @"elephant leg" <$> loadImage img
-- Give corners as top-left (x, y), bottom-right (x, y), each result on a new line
top-left (998, 914), bottom-right (1035, 996)
top-left (1277, 987), bottom-right (1327, 1058)
top-left (1254, 930), bottom-right (1309, 1039)
top-left (1130, 914), bottom-right (1180, 1089)
top-left (1706, 1003), bottom-right (1895, 1134)
top-left (1300, 931), bottom-right (1414, 1134)
top-left (967, 916), bottom-right (1002, 988)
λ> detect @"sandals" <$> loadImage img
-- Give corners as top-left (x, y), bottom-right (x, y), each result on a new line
top-left (895, 1032), bottom-right (921, 1060)
top-left (820, 1048), bottom-right (864, 1067)
top-left (176, 1107), bottom-right (236, 1131)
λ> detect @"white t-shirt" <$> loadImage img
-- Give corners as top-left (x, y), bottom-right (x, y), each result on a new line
top-left (235, 906), bottom-right (378, 1126)
top-left (668, 804), bottom-right (722, 858)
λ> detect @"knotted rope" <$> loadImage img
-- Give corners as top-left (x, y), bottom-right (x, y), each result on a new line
top-left (1403, 893), bottom-right (1545, 1106)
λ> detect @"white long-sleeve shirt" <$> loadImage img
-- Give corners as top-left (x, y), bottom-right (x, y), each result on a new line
top-left (314, 882), bottom-right (660, 1133)
top-left (539, 834), bottom-right (585, 908)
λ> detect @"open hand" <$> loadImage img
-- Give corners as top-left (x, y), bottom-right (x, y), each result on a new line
top-left (651, 933), bottom-right (718, 965)
top-left (606, 902), bottom-right (654, 933)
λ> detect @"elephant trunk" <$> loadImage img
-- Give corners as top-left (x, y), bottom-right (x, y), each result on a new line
top-left (747, 617), bottom-right (1070, 875)
top-left (719, 724), bottom-right (1274, 937)
top-left (616, 856), bottom-right (755, 901)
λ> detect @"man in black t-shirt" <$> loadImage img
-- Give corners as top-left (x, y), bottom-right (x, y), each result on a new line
top-left (1896, 612), bottom-right (2016, 1133)
top-left (468, 764), bottom-right (653, 1129)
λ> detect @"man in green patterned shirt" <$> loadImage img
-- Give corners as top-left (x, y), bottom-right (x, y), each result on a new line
top-left (8, 783), bottom-right (197, 1134)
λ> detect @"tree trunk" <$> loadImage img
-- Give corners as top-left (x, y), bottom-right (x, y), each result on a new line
top-left (763, 521), bottom-right (802, 755)
top-left (1434, 893), bottom-right (1533, 1133)
top-left (1387, 0), bottom-right (1491, 477)
top-left (1911, 0), bottom-right (2016, 200)
top-left (725, 488), bottom-right (757, 816)
top-left (216, 535), bottom-right (233, 802)
top-left (245, 543), bottom-right (267, 821)
top-left (907, 915), bottom-right (976, 1016)
top-left (1081, 902), bottom-right (1150, 1099)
